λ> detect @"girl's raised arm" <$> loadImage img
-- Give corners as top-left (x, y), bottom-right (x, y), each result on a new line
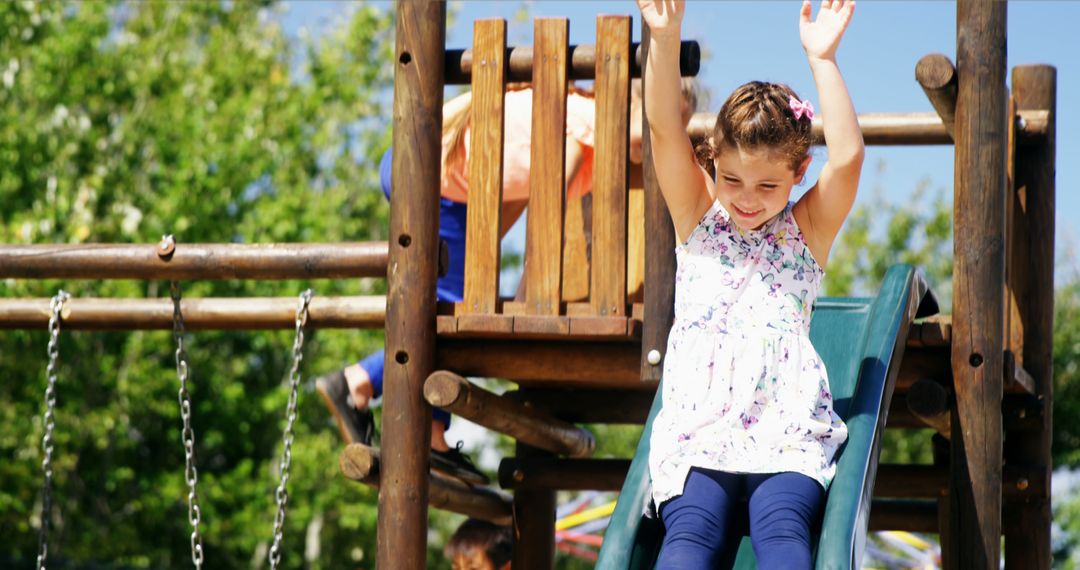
top-left (638, 0), bottom-right (713, 243)
top-left (792, 0), bottom-right (864, 267)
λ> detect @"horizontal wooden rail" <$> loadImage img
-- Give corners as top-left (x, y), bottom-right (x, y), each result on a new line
top-left (688, 111), bottom-right (1047, 146)
top-left (424, 371), bottom-right (595, 458)
top-left (868, 499), bottom-right (938, 532)
top-left (897, 346), bottom-right (1034, 395)
top-left (0, 296), bottom-right (385, 330)
top-left (436, 339), bottom-right (647, 388)
top-left (874, 463), bottom-right (1045, 499)
top-left (339, 443), bottom-right (511, 526)
top-left (445, 40), bottom-right (700, 84)
top-left (498, 458), bottom-right (629, 491)
top-left (510, 389), bottom-right (655, 424)
top-left (0, 241), bottom-right (393, 280)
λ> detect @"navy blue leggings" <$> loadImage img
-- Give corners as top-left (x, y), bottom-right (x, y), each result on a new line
top-left (657, 468), bottom-right (824, 569)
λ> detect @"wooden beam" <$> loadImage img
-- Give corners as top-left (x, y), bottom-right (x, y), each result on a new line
top-left (0, 242), bottom-right (389, 280)
top-left (444, 40), bottom-right (700, 84)
top-left (512, 444), bottom-right (556, 569)
top-left (868, 500), bottom-right (938, 533)
top-left (423, 371), bottom-right (595, 458)
top-left (510, 389), bottom-right (655, 424)
top-left (916, 53), bottom-right (958, 140)
top-left (378, 1), bottom-right (445, 567)
top-left (873, 464), bottom-right (1044, 500)
top-left (1003, 64), bottom-right (1057, 570)
top-left (340, 444), bottom-right (512, 526)
top-left (0, 296), bottom-right (385, 330)
top-left (436, 339), bottom-right (647, 388)
top-left (948, 0), bottom-right (1007, 566)
top-left (498, 458), bottom-right (630, 491)
top-left (687, 111), bottom-right (1047, 147)
top-left (897, 346), bottom-right (1033, 395)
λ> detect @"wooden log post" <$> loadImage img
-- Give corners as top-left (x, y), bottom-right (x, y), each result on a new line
top-left (947, 0), bottom-right (1007, 566)
top-left (640, 21), bottom-right (678, 382)
top-left (423, 371), bottom-right (596, 457)
top-left (512, 444), bottom-right (557, 569)
top-left (378, 1), bottom-right (445, 568)
top-left (340, 444), bottom-right (512, 526)
top-left (915, 53), bottom-right (958, 141)
top-left (1003, 64), bottom-right (1056, 570)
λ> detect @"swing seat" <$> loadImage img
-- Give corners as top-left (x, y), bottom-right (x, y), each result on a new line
top-left (595, 264), bottom-right (936, 569)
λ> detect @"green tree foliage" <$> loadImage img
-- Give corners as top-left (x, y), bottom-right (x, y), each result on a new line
top-left (0, 1), bottom-right (474, 567)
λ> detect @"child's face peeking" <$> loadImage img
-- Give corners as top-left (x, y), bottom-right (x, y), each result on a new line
top-left (450, 548), bottom-right (501, 570)
top-left (713, 145), bottom-right (810, 231)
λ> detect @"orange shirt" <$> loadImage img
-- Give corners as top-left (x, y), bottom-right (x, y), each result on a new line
top-left (441, 89), bottom-right (596, 204)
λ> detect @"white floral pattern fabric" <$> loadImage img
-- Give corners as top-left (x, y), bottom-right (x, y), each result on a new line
top-left (649, 199), bottom-right (848, 508)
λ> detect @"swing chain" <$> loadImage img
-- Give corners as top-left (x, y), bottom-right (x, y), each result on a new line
top-left (37, 290), bottom-right (69, 570)
top-left (268, 288), bottom-right (313, 570)
top-left (170, 281), bottom-right (205, 569)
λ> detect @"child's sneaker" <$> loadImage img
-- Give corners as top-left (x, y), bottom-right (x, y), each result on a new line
top-left (431, 442), bottom-right (490, 486)
top-left (315, 369), bottom-right (376, 446)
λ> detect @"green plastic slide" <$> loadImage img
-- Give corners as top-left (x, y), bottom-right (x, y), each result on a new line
top-left (596, 264), bottom-right (935, 569)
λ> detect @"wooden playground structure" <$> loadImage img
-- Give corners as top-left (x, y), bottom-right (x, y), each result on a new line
top-left (0, 0), bottom-right (1057, 568)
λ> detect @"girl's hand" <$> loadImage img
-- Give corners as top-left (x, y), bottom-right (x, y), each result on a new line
top-left (637, 0), bottom-right (684, 38)
top-left (799, 0), bottom-right (855, 63)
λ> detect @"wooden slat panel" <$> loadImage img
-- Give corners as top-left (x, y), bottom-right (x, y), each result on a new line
top-left (589, 15), bottom-right (631, 317)
top-left (461, 19), bottom-right (506, 315)
top-left (627, 184), bottom-right (646, 303)
top-left (524, 18), bottom-right (569, 316)
top-left (561, 195), bottom-right (591, 302)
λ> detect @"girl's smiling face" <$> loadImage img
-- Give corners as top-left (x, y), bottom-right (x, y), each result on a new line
top-left (714, 145), bottom-right (810, 230)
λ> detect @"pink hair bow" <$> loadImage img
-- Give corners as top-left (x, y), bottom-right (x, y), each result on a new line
top-left (789, 96), bottom-right (814, 121)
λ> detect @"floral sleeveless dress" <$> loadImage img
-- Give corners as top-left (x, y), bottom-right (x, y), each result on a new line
top-left (648, 199), bottom-right (848, 508)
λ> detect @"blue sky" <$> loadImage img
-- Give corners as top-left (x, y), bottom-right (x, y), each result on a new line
top-left (281, 1), bottom-right (1078, 282)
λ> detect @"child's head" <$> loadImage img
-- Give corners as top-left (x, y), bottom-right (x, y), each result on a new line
top-left (698, 81), bottom-right (814, 229)
top-left (444, 518), bottom-right (513, 570)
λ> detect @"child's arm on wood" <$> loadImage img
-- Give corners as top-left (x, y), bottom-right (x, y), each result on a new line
top-left (637, 0), bottom-right (714, 243)
top-left (793, 0), bottom-right (864, 266)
